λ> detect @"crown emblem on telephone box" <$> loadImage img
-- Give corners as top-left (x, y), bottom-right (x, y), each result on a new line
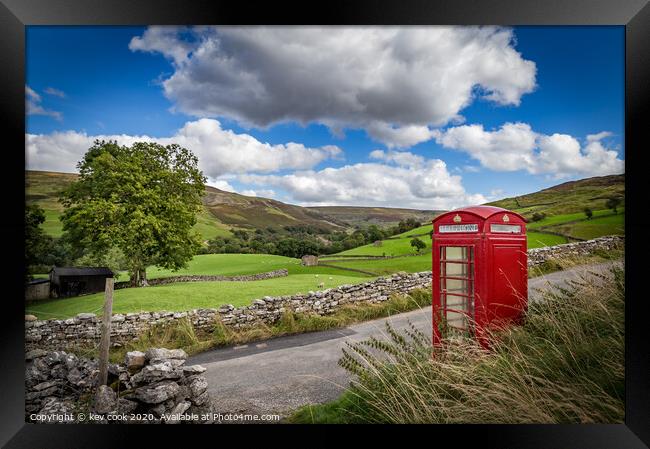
top-left (503, 214), bottom-right (510, 223)
top-left (453, 214), bottom-right (462, 223)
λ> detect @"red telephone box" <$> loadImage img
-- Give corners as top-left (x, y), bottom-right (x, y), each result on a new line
top-left (432, 206), bottom-right (527, 347)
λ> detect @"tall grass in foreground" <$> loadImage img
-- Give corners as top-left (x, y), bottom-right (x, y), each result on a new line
top-left (291, 265), bottom-right (624, 424)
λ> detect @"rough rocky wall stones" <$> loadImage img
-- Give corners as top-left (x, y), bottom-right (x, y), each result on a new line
top-left (527, 235), bottom-right (623, 267)
top-left (114, 269), bottom-right (288, 289)
top-left (300, 255), bottom-right (318, 266)
top-left (25, 347), bottom-right (210, 423)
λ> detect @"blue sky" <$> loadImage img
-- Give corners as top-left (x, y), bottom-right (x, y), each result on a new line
top-left (26, 26), bottom-right (624, 210)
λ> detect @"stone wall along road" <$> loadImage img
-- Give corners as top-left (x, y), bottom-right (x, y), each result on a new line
top-left (25, 235), bottom-right (624, 352)
top-left (26, 271), bottom-right (432, 351)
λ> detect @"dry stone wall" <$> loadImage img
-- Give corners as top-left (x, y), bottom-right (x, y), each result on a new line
top-left (527, 235), bottom-right (623, 267)
top-left (25, 236), bottom-right (623, 352)
top-left (26, 271), bottom-right (432, 352)
top-left (114, 269), bottom-right (288, 289)
top-left (25, 347), bottom-right (211, 423)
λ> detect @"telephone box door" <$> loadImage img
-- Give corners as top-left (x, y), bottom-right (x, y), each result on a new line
top-left (434, 240), bottom-right (480, 337)
top-left (488, 241), bottom-right (527, 324)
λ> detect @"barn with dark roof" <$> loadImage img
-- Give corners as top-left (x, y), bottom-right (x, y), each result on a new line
top-left (49, 267), bottom-right (114, 298)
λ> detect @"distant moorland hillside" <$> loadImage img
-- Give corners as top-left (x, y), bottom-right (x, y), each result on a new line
top-left (307, 206), bottom-right (440, 228)
top-left (488, 174), bottom-right (624, 218)
top-left (25, 171), bottom-right (440, 239)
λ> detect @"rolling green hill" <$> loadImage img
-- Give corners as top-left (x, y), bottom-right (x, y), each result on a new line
top-left (25, 171), bottom-right (78, 237)
top-left (26, 170), bottom-right (625, 250)
top-left (325, 224), bottom-right (433, 258)
top-left (25, 171), bottom-right (348, 239)
top-left (201, 185), bottom-right (348, 232)
top-left (307, 206), bottom-right (441, 228)
top-left (488, 174), bottom-right (624, 218)
top-left (26, 171), bottom-right (438, 240)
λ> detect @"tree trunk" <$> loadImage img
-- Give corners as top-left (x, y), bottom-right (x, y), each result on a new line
top-left (130, 270), bottom-right (139, 288)
top-left (138, 268), bottom-right (149, 287)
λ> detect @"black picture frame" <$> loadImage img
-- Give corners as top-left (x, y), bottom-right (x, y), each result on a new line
top-left (1, 0), bottom-right (648, 446)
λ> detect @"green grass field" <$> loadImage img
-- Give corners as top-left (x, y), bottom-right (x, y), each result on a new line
top-left (33, 253), bottom-right (371, 284)
top-left (337, 236), bottom-right (431, 257)
top-left (324, 253), bottom-right (432, 276)
top-left (34, 206), bottom-right (233, 241)
top-left (323, 219), bottom-right (571, 273)
top-left (394, 224), bottom-right (433, 238)
top-left (146, 253), bottom-right (369, 279)
top-left (147, 254), bottom-right (299, 278)
top-left (328, 207), bottom-right (622, 261)
top-left (26, 273), bottom-right (372, 319)
top-left (527, 232), bottom-right (568, 248)
top-left (322, 216), bottom-right (605, 274)
top-left (329, 223), bottom-right (433, 258)
top-left (545, 213), bottom-right (624, 241)
top-left (526, 208), bottom-right (623, 229)
top-left (28, 253), bottom-right (373, 319)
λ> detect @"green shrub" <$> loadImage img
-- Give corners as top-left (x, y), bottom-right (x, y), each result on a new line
top-left (531, 212), bottom-right (546, 222)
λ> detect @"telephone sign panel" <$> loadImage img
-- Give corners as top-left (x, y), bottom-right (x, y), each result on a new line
top-left (439, 224), bottom-right (479, 233)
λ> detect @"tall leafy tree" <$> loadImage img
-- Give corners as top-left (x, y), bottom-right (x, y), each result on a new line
top-left (25, 204), bottom-right (52, 279)
top-left (365, 224), bottom-right (385, 243)
top-left (410, 237), bottom-right (426, 253)
top-left (60, 140), bottom-right (206, 286)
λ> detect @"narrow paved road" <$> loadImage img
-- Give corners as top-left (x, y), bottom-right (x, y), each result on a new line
top-left (188, 261), bottom-right (622, 417)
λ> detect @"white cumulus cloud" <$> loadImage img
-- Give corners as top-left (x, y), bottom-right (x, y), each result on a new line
top-left (239, 153), bottom-right (486, 209)
top-left (26, 118), bottom-right (342, 178)
top-left (369, 149), bottom-right (425, 167)
top-left (434, 122), bottom-right (624, 177)
top-left (240, 189), bottom-right (276, 198)
top-left (207, 178), bottom-right (236, 192)
top-left (129, 26), bottom-right (536, 148)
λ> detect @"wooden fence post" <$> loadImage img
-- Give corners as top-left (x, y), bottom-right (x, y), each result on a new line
top-left (97, 277), bottom-right (114, 386)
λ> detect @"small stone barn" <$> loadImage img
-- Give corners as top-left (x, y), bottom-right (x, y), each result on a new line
top-left (49, 267), bottom-right (114, 298)
top-left (301, 255), bottom-right (319, 266)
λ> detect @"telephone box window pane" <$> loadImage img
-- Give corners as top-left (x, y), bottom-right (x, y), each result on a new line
top-left (446, 296), bottom-right (465, 309)
top-left (441, 247), bottom-right (474, 263)
top-left (445, 246), bottom-right (468, 260)
top-left (490, 224), bottom-right (521, 233)
top-left (444, 262), bottom-right (470, 277)
top-left (444, 278), bottom-right (472, 295)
